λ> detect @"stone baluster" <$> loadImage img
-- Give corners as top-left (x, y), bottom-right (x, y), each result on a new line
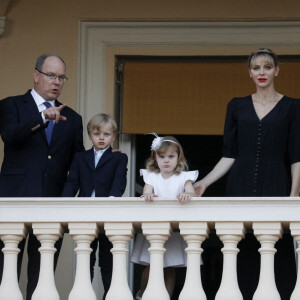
top-left (142, 222), bottom-right (171, 300)
top-left (31, 223), bottom-right (63, 300)
top-left (0, 223), bottom-right (26, 300)
top-left (105, 222), bottom-right (134, 300)
top-left (215, 222), bottom-right (245, 300)
top-left (178, 222), bottom-right (208, 300)
top-left (290, 222), bottom-right (300, 300)
top-left (68, 223), bottom-right (98, 300)
top-left (252, 222), bottom-right (282, 300)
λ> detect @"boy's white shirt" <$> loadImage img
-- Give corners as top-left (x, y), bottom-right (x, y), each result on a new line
top-left (91, 145), bottom-right (110, 197)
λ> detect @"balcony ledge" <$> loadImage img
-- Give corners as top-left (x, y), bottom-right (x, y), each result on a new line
top-left (0, 197), bottom-right (299, 224)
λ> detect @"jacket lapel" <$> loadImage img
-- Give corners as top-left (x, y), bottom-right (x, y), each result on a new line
top-left (84, 148), bottom-right (96, 171)
top-left (23, 91), bottom-right (48, 144)
top-left (23, 91), bottom-right (40, 116)
top-left (96, 147), bottom-right (113, 169)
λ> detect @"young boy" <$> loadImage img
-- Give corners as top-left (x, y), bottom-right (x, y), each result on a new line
top-left (62, 113), bottom-right (128, 299)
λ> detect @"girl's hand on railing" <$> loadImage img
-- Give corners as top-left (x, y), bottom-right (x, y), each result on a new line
top-left (177, 193), bottom-right (191, 205)
top-left (141, 193), bottom-right (157, 202)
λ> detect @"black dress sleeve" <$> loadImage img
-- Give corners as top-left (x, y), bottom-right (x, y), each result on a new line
top-left (223, 98), bottom-right (238, 158)
top-left (289, 99), bottom-right (300, 164)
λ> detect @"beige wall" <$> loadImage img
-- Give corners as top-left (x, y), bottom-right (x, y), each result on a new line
top-left (2, 0), bottom-right (300, 102)
top-left (1, 0), bottom-right (300, 161)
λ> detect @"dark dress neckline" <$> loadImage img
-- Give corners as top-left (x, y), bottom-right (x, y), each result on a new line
top-left (250, 95), bottom-right (285, 122)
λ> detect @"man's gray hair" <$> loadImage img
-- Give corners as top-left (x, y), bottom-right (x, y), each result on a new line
top-left (35, 54), bottom-right (66, 71)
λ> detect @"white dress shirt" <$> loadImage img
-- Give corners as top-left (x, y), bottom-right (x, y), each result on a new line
top-left (91, 146), bottom-right (110, 197)
top-left (31, 89), bottom-right (55, 123)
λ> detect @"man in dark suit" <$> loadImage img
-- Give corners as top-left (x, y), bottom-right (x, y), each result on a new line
top-left (0, 54), bottom-right (84, 299)
top-left (62, 113), bottom-right (128, 299)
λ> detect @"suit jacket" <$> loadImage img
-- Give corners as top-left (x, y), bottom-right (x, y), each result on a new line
top-left (61, 147), bottom-right (128, 197)
top-left (0, 90), bottom-right (84, 197)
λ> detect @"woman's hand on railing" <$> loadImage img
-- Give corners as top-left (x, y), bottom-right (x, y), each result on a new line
top-left (193, 180), bottom-right (207, 196)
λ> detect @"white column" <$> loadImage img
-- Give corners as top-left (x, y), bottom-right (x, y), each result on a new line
top-left (178, 222), bottom-right (208, 300)
top-left (105, 222), bottom-right (134, 300)
top-left (215, 222), bottom-right (245, 300)
top-left (31, 223), bottom-right (63, 300)
top-left (0, 223), bottom-right (26, 300)
top-left (142, 222), bottom-right (171, 300)
top-left (68, 223), bottom-right (98, 300)
top-left (290, 222), bottom-right (300, 300)
top-left (253, 222), bottom-right (282, 300)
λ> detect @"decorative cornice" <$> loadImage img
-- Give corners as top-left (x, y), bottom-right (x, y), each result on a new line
top-left (0, 16), bottom-right (6, 37)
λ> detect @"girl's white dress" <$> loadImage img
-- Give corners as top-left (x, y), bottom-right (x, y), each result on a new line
top-left (130, 169), bottom-right (200, 268)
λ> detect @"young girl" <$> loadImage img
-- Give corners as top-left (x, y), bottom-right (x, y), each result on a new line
top-left (130, 134), bottom-right (199, 299)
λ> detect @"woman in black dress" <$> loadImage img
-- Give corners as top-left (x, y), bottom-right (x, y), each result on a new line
top-left (194, 48), bottom-right (300, 300)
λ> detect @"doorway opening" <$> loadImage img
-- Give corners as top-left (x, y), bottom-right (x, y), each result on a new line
top-left (115, 54), bottom-right (300, 299)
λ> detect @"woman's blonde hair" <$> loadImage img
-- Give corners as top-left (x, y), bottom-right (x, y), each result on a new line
top-left (247, 48), bottom-right (279, 69)
top-left (146, 136), bottom-right (188, 175)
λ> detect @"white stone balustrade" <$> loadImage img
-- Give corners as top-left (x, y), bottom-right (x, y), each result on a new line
top-left (179, 222), bottom-right (208, 300)
top-left (105, 222), bottom-right (134, 300)
top-left (68, 222), bottom-right (98, 300)
top-left (0, 197), bottom-right (299, 299)
top-left (0, 223), bottom-right (26, 300)
top-left (142, 222), bottom-right (172, 300)
top-left (252, 222), bottom-right (282, 300)
top-left (32, 223), bottom-right (63, 300)
top-left (290, 222), bottom-right (300, 300)
top-left (215, 222), bottom-right (245, 300)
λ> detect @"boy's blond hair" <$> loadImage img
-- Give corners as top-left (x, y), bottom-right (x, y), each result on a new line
top-left (87, 113), bottom-right (117, 134)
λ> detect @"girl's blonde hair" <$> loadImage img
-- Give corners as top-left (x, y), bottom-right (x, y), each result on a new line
top-left (247, 48), bottom-right (279, 69)
top-left (146, 136), bottom-right (188, 175)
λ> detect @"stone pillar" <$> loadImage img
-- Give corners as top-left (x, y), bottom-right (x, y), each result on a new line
top-left (253, 222), bottom-right (282, 300)
top-left (142, 222), bottom-right (171, 300)
top-left (215, 222), bottom-right (245, 300)
top-left (68, 223), bottom-right (98, 300)
top-left (0, 223), bottom-right (26, 300)
top-left (32, 223), bottom-right (63, 300)
top-left (179, 222), bottom-right (208, 300)
top-left (290, 222), bottom-right (300, 300)
top-left (105, 222), bottom-right (134, 300)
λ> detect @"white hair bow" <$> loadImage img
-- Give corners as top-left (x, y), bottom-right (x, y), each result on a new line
top-left (147, 132), bottom-right (177, 151)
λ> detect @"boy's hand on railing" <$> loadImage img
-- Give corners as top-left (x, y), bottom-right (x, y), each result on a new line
top-left (141, 193), bottom-right (157, 202)
top-left (177, 193), bottom-right (191, 205)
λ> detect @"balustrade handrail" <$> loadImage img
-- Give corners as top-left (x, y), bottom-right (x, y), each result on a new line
top-left (0, 197), bottom-right (300, 300)
top-left (0, 197), bottom-right (299, 223)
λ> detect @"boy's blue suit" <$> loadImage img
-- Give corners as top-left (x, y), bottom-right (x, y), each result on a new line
top-left (62, 146), bottom-right (128, 299)
top-left (0, 90), bottom-right (84, 299)
top-left (62, 146), bottom-right (128, 197)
